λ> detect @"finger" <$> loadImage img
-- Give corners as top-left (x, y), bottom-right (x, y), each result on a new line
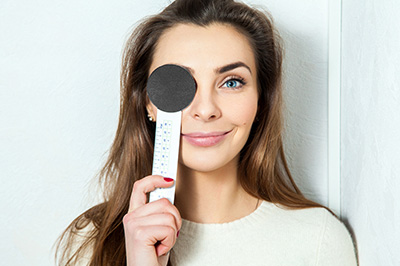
top-left (124, 212), bottom-right (180, 236)
top-left (137, 225), bottom-right (177, 256)
top-left (129, 175), bottom-right (174, 212)
top-left (128, 198), bottom-right (182, 230)
top-left (150, 226), bottom-right (176, 257)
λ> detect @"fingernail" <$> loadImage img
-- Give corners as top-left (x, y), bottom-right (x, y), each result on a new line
top-left (177, 230), bottom-right (180, 237)
top-left (164, 177), bottom-right (174, 182)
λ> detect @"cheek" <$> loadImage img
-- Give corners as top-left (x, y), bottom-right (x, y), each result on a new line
top-left (228, 95), bottom-right (258, 126)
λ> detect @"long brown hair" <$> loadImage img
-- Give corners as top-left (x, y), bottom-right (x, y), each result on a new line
top-left (55, 0), bottom-right (331, 264)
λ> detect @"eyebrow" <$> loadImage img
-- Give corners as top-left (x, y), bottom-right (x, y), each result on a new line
top-left (179, 61), bottom-right (252, 75)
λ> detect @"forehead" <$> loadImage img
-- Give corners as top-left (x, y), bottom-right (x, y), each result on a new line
top-left (150, 23), bottom-right (256, 74)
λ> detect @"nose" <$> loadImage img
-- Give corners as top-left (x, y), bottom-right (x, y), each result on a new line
top-left (186, 83), bottom-right (221, 121)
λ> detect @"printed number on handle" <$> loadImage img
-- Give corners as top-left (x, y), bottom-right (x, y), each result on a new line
top-left (149, 110), bottom-right (181, 204)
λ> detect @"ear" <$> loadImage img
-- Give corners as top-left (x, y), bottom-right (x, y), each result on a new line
top-left (146, 97), bottom-right (157, 121)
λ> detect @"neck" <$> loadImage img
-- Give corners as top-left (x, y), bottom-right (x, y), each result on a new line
top-left (174, 156), bottom-right (259, 223)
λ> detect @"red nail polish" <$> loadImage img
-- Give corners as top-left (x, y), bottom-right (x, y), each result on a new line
top-left (177, 230), bottom-right (180, 237)
top-left (164, 177), bottom-right (174, 182)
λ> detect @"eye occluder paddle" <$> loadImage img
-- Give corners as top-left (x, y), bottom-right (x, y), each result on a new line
top-left (147, 64), bottom-right (196, 204)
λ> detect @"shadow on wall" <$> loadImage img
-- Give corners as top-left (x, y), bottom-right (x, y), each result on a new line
top-left (277, 23), bottom-right (328, 205)
top-left (341, 217), bottom-right (360, 264)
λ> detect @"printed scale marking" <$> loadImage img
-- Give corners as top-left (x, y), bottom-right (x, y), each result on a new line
top-left (149, 110), bottom-right (181, 204)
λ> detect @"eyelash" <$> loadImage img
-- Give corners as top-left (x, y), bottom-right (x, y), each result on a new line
top-left (221, 76), bottom-right (247, 90)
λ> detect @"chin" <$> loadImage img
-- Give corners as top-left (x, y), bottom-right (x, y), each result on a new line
top-left (178, 150), bottom-right (238, 174)
top-left (178, 160), bottom-right (223, 173)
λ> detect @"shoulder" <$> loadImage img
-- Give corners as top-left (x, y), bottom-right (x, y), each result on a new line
top-left (265, 202), bottom-right (333, 231)
top-left (264, 202), bottom-right (358, 265)
top-left (315, 209), bottom-right (358, 265)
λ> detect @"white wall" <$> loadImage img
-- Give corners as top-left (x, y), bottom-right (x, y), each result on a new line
top-left (257, 0), bottom-right (330, 206)
top-left (0, 1), bottom-right (163, 265)
top-left (1, 0), bottom-right (333, 265)
top-left (341, 0), bottom-right (400, 265)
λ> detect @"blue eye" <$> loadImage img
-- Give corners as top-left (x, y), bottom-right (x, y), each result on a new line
top-left (222, 77), bottom-right (246, 89)
top-left (226, 80), bottom-right (239, 88)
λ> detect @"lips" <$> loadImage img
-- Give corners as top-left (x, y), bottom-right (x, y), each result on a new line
top-left (181, 130), bottom-right (232, 147)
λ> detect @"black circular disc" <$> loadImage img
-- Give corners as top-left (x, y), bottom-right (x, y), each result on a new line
top-left (147, 64), bottom-right (197, 112)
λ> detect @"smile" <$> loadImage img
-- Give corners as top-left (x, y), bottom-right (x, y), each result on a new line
top-left (181, 130), bottom-right (233, 147)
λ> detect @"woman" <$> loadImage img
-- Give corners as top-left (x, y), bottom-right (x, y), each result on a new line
top-left (55, 0), bottom-right (358, 265)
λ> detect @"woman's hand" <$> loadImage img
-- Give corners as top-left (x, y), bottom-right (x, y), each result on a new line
top-left (123, 175), bottom-right (182, 266)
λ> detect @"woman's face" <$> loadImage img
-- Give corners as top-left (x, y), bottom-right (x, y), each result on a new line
top-left (148, 23), bottom-right (258, 173)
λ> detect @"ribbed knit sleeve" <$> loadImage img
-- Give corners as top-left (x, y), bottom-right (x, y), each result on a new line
top-left (314, 212), bottom-right (358, 266)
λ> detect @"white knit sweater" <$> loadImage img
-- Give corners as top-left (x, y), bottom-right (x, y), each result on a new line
top-left (170, 200), bottom-right (357, 266)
